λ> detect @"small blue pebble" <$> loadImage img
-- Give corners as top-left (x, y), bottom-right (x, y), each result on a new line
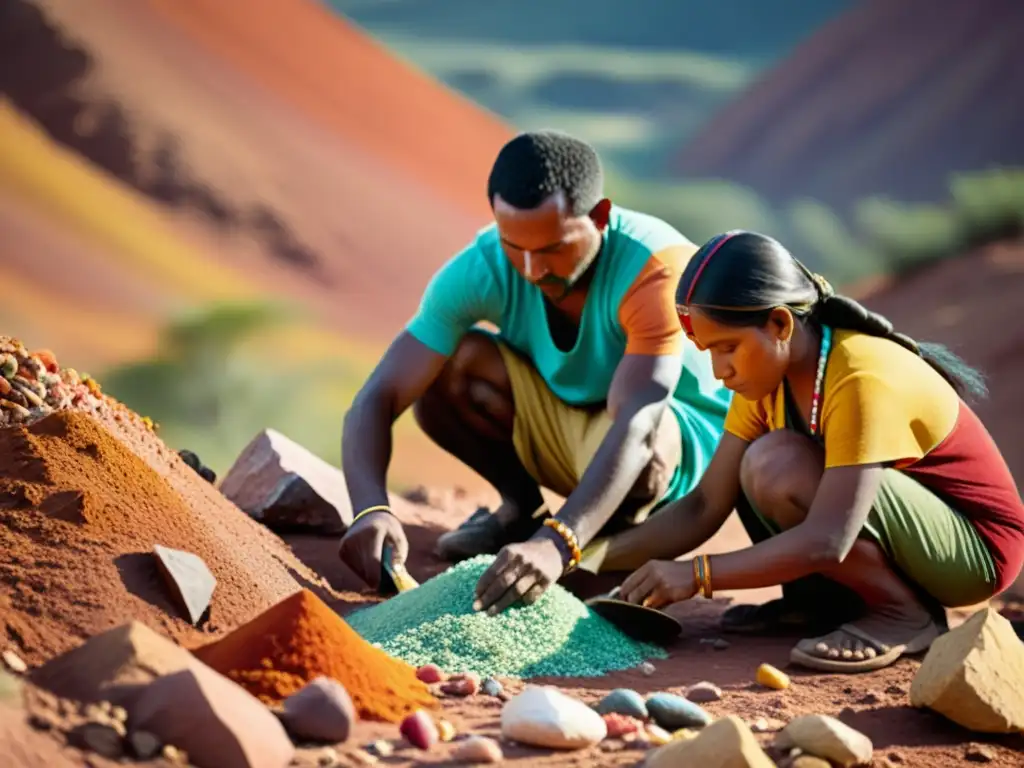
top-left (594, 688), bottom-right (648, 719)
top-left (481, 678), bottom-right (503, 697)
top-left (646, 692), bottom-right (711, 730)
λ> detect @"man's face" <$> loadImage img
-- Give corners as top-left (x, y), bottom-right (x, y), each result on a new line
top-left (493, 192), bottom-right (610, 302)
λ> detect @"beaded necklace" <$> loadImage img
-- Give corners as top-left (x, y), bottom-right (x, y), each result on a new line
top-left (808, 325), bottom-right (833, 435)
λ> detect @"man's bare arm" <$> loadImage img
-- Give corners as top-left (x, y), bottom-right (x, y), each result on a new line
top-left (342, 332), bottom-right (448, 513)
top-left (544, 353), bottom-right (682, 546)
top-left (599, 433), bottom-right (748, 572)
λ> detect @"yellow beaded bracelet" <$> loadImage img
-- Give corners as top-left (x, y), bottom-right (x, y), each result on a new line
top-left (543, 518), bottom-right (582, 572)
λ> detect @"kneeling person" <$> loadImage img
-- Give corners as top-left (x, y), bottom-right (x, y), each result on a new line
top-left (338, 130), bottom-right (730, 610)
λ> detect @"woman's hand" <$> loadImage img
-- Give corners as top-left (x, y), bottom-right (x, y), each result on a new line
top-left (620, 559), bottom-right (698, 609)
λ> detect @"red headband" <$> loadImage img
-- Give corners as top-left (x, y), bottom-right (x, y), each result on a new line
top-left (679, 232), bottom-right (737, 336)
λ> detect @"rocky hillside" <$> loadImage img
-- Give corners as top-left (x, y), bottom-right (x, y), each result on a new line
top-left (673, 0), bottom-right (1024, 212)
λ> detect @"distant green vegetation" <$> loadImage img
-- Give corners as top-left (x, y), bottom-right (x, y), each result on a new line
top-left (605, 168), bottom-right (1024, 287)
top-left (101, 301), bottom-right (354, 477)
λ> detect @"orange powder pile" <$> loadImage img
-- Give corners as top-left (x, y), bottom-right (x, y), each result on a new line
top-left (192, 589), bottom-right (438, 722)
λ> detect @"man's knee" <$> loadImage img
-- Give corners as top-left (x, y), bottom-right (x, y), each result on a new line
top-left (739, 430), bottom-right (823, 528)
top-left (413, 331), bottom-right (513, 437)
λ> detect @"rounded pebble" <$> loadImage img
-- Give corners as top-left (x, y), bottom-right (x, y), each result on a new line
top-left (640, 661), bottom-right (656, 676)
top-left (645, 692), bottom-right (712, 730)
top-left (685, 681), bottom-right (722, 703)
top-left (452, 735), bottom-right (503, 764)
top-left (481, 678), bottom-right (504, 697)
top-left (441, 672), bottom-right (480, 697)
top-left (756, 663), bottom-right (791, 690)
top-left (399, 711), bottom-right (439, 751)
top-left (601, 713), bottom-right (643, 738)
top-left (437, 719), bottom-right (456, 742)
top-left (645, 724), bottom-right (672, 746)
top-left (416, 664), bottom-right (445, 684)
top-left (595, 688), bottom-right (648, 719)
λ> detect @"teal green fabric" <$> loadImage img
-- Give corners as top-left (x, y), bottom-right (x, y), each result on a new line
top-left (405, 205), bottom-right (731, 504)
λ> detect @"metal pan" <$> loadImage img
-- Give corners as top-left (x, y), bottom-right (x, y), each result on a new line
top-left (585, 587), bottom-right (682, 645)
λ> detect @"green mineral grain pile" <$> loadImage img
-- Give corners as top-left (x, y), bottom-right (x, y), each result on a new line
top-left (347, 555), bottom-right (667, 678)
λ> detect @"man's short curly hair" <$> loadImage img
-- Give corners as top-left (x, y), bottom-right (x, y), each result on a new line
top-left (487, 130), bottom-right (604, 217)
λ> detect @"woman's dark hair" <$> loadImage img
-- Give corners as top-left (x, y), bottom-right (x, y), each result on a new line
top-left (677, 230), bottom-right (987, 401)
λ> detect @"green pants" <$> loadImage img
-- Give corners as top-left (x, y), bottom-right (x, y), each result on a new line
top-left (749, 469), bottom-right (997, 608)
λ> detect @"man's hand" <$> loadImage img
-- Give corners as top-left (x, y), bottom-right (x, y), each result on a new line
top-left (338, 511), bottom-right (409, 591)
top-left (473, 536), bottom-right (565, 615)
top-left (619, 559), bottom-right (698, 609)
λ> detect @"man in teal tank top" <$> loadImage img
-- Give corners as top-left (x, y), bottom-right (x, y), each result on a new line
top-left (339, 130), bottom-right (730, 613)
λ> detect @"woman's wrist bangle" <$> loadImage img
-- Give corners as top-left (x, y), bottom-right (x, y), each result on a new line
top-left (543, 518), bottom-right (582, 573)
top-left (353, 504), bottom-right (392, 525)
top-left (692, 554), bottom-right (713, 599)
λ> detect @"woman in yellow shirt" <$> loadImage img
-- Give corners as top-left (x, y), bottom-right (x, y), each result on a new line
top-left (611, 230), bottom-right (1024, 672)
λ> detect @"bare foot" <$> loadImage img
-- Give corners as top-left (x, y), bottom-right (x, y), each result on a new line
top-left (791, 597), bottom-right (944, 672)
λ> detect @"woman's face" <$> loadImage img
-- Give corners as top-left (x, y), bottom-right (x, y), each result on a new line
top-left (685, 307), bottom-right (791, 400)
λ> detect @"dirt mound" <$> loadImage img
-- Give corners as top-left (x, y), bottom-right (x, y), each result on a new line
top-left (193, 589), bottom-right (437, 722)
top-left (0, 409), bottom-right (336, 666)
top-left (674, 0), bottom-right (1024, 210)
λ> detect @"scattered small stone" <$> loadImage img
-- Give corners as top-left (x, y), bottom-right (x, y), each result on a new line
top-left (70, 722), bottom-right (125, 760)
top-left (153, 544), bottom-right (217, 626)
top-left (646, 715), bottom-right (774, 768)
top-left (315, 747), bottom-right (338, 767)
top-left (437, 719), bottom-right (456, 742)
top-left (161, 744), bottom-right (188, 764)
top-left (645, 724), bottom-right (673, 746)
top-left (965, 743), bottom-right (996, 763)
top-left (595, 688), bottom-right (648, 719)
top-left (750, 717), bottom-right (785, 733)
top-left (671, 727), bottom-right (698, 741)
top-left (857, 691), bottom-right (880, 705)
top-left (416, 664), bottom-right (445, 684)
top-left (756, 663), bottom-right (790, 690)
top-left (400, 710), bottom-right (439, 750)
top-left (886, 751), bottom-right (905, 763)
top-left (791, 757), bottom-right (832, 768)
top-left (442, 672), bottom-right (480, 697)
top-left (481, 678), bottom-right (503, 697)
top-left (129, 730), bottom-right (162, 760)
top-left (501, 686), bottom-right (607, 749)
top-left (2, 650), bottom-right (27, 674)
top-left (910, 607), bottom-right (1024, 733)
top-left (451, 735), bottom-right (503, 763)
top-left (601, 712), bottom-right (643, 738)
top-left (700, 637), bottom-right (731, 650)
top-left (885, 685), bottom-right (906, 697)
top-left (368, 740), bottom-right (393, 757)
top-left (110, 705), bottom-right (128, 723)
top-left (640, 661), bottom-right (656, 676)
top-left (777, 714), bottom-right (873, 767)
top-left (686, 681), bottom-right (723, 703)
top-left (646, 692), bottom-right (712, 730)
top-left (279, 677), bottom-right (355, 744)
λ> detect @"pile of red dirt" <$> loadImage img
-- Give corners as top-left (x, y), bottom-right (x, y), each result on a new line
top-left (0, 405), bottom-right (338, 666)
top-left (193, 589), bottom-right (437, 722)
